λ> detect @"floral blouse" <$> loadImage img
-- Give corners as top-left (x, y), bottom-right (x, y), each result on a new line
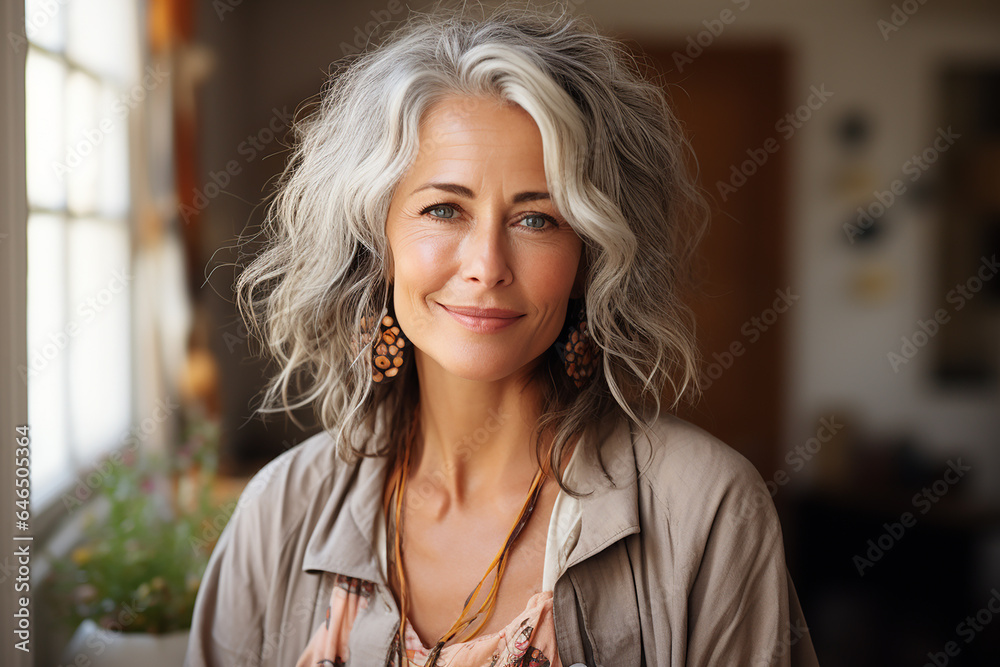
top-left (294, 573), bottom-right (560, 666)
top-left (295, 439), bottom-right (585, 667)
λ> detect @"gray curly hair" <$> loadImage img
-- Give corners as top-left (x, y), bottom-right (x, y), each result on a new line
top-left (236, 0), bottom-right (710, 496)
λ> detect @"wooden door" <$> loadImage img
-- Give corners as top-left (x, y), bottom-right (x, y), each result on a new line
top-left (625, 41), bottom-right (791, 475)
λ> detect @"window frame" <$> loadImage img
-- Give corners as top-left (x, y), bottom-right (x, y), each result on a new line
top-left (2, 3), bottom-right (31, 666)
top-left (23, 3), bottom-right (144, 524)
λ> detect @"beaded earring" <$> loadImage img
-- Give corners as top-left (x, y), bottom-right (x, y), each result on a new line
top-left (553, 298), bottom-right (600, 388)
top-left (357, 304), bottom-right (409, 383)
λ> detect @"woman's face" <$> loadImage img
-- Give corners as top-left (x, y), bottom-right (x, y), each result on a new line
top-left (385, 94), bottom-right (584, 383)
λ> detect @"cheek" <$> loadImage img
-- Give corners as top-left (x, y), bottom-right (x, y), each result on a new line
top-left (390, 235), bottom-right (456, 335)
top-left (391, 230), bottom-right (454, 287)
top-left (524, 245), bottom-right (581, 296)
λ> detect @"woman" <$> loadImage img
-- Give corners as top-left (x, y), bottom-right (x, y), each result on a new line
top-left (186, 3), bottom-right (820, 666)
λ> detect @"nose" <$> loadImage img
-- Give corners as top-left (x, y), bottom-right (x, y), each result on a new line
top-left (459, 214), bottom-right (513, 288)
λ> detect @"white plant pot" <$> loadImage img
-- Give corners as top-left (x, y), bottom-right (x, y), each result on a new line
top-left (61, 619), bottom-right (190, 667)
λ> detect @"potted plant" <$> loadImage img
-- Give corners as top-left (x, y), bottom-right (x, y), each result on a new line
top-left (42, 406), bottom-right (230, 665)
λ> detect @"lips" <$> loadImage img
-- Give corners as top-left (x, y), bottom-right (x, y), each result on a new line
top-left (438, 303), bottom-right (524, 332)
top-left (439, 304), bottom-right (524, 318)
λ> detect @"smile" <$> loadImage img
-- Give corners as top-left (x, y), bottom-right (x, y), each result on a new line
top-left (438, 303), bottom-right (525, 333)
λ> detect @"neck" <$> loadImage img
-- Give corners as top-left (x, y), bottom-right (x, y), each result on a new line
top-left (406, 350), bottom-right (558, 519)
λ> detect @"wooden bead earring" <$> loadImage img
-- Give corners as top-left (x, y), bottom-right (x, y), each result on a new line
top-left (554, 298), bottom-right (600, 388)
top-left (357, 304), bottom-right (409, 383)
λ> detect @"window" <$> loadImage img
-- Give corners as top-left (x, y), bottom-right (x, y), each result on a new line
top-left (24, 0), bottom-right (141, 511)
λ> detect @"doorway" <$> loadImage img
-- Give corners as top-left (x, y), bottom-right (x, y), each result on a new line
top-left (627, 41), bottom-right (792, 475)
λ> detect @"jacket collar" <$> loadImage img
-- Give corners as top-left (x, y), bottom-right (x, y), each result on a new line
top-left (301, 409), bottom-right (641, 585)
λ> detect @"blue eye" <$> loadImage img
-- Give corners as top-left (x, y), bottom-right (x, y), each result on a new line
top-left (519, 214), bottom-right (552, 230)
top-left (424, 204), bottom-right (457, 219)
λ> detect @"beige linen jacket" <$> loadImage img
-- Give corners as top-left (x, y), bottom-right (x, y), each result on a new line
top-left (185, 409), bottom-right (821, 667)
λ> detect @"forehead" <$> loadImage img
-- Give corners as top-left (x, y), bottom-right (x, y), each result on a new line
top-left (421, 93), bottom-right (534, 128)
top-left (405, 94), bottom-right (547, 177)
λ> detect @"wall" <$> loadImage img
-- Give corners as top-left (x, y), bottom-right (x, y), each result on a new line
top-left (194, 0), bottom-right (1000, 494)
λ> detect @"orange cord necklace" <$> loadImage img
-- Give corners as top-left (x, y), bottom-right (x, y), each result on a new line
top-left (382, 409), bottom-right (547, 666)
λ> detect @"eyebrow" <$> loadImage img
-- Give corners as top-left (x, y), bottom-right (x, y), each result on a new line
top-left (410, 182), bottom-right (551, 204)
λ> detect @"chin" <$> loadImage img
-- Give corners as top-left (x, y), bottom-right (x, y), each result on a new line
top-left (420, 341), bottom-right (539, 383)
top-left (436, 356), bottom-right (522, 383)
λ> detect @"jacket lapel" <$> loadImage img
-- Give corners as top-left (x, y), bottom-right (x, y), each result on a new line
top-left (301, 450), bottom-right (391, 585)
top-left (553, 413), bottom-right (644, 666)
top-left (301, 429), bottom-right (399, 666)
top-left (563, 413), bottom-right (641, 571)
top-left (301, 401), bottom-right (394, 586)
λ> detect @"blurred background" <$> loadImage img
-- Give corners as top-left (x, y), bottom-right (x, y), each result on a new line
top-left (2, 0), bottom-right (999, 664)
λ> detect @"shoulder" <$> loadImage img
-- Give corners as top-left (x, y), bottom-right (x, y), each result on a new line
top-left (221, 429), bottom-right (354, 556)
top-left (232, 429), bottom-right (350, 522)
top-left (200, 430), bottom-right (356, 604)
top-left (634, 412), bottom-right (768, 494)
top-left (187, 430), bottom-right (353, 663)
top-left (623, 417), bottom-right (817, 666)
top-left (628, 411), bottom-right (778, 542)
